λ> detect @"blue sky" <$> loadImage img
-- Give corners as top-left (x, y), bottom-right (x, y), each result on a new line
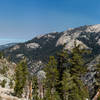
top-left (0, 0), bottom-right (100, 45)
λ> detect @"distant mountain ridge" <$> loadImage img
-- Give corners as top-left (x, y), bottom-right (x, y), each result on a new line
top-left (0, 43), bottom-right (17, 50)
top-left (3, 24), bottom-right (100, 63)
top-left (2, 24), bottom-right (100, 98)
top-left (1, 25), bottom-right (100, 79)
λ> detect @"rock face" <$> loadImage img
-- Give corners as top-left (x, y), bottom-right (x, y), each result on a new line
top-left (2, 24), bottom-right (100, 98)
top-left (82, 55), bottom-right (100, 98)
top-left (0, 58), bottom-right (16, 88)
top-left (3, 24), bottom-right (100, 63)
top-left (2, 24), bottom-right (100, 74)
top-left (10, 45), bottom-right (20, 52)
top-left (26, 43), bottom-right (40, 49)
top-left (0, 87), bottom-right (25, 100)
top-left (85, 24), bottom-right (100, 33)
top-left (0, 58), bottom-right (27, 100)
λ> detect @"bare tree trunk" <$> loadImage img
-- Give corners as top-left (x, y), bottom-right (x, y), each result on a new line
top-left (92, 89), bottom-right (100, 100)
top-left (29, 81), bottom-right (32, 100)
top-left (26, 82), bottom-right (30, 100)
top-left (38, 80), bottom-right (44, 99)
top-left (26, 86), bottom-right (29, 100)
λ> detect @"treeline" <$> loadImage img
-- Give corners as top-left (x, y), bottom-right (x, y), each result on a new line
top-left (13, 44), bottom-right (100, 100)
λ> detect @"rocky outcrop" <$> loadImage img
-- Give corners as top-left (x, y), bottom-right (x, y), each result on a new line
top-left (0, 58), bottom-right (27, 100)
top-left (2, 24), bottom-right (100, 98)
top-left (0, 87), bottom-right (26, 100)
top-left (3, 24), bottom-right (100, 64)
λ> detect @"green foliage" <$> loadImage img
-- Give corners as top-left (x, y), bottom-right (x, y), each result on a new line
top-left (0, 79), bottom-right (7, 88)
top-left (47, 56), bottom-right (58, 68)
top-left (56, 44), bottom-right (89, 100)
top-left (69, 44), bottom-right (87, 77)
top-left (0, 96), bottom-right (2, 100)
top-left (44, 89), bottom-right (61, 100)
top-left (44, 56), bottom-right (61, 100)
top-left (45, 67), bottom-right (59, 88)
top-left (13, 44), bottom-right (89, 100)
top-left (14, 59), bottom-right (28, 97)
top-left (0, 65), bottom-right (8, 76)
top-left (97, 96), bottom-right (100, 100)
top-left (44, 67), bottom-right (60, 100)
top-left (32, 76), bottom-right (40, 100)
top-left (62, 70), bottom-right (75, 100)
top-left (9, 79), bottom-right (13, 89)
top-left (95, 63), bottom-right (100, 97)
top-left (0, 52), bottom-right (3, 59)
top-left (44, 56), bottom-right (59, 88)
top-left (43, 45), bottom-right (90, 100)
top-left (56, 50), bottom-right (70, 99)
top-left (62, 70), bottom-right (89, 100)
top-left (95, 63), bottom-right (100, 87)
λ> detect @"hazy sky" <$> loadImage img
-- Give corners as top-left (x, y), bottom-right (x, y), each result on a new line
top-left (0, 0), bottom-right (100, 45)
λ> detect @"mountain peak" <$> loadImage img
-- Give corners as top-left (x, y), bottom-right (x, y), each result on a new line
top-left (86, 24), bottom-right (100, 33)
top-left (3, 24), bottom-right (100, 66)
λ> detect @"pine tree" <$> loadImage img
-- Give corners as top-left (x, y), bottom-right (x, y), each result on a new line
top-left (61, 70), bottom-right (75, 100)
top-left (14, 59), bottom-right (28, 97)
top-left (0, 79), bottom-right (7, 88)
top-left (0, 51), bottom-right (4, 59)
top-left (68, 44), bottom-right (89, 100)
top-left (44, 56), bottom-right (60, 100)
top-left (44, 88), bottom-right (60, 100)
top-left (32, 76), bottom-right (40, 100)
top-left (44, 56), bottom-right (59, 89)
top-left (57, 43), bottom-right (89, 100)
top-left (30, 44), bottom-right (90, 100)
top-left (62, 70), bottom-right (89, 100)
top-left (69, 44), bottom-right (87, 77)
top-left (95, 63), bottom-right (100, 89)
top-left (94, 63), bottom-right (100, 99)
top-left (56, 50), bottom-right (69, 99)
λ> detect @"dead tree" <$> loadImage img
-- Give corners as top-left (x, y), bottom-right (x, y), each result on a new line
top-left (92, 89), bottom-right (100, 100)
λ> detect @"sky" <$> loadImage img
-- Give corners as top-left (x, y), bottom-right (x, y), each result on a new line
top-left (0, 0), bottom-right (100, 45)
